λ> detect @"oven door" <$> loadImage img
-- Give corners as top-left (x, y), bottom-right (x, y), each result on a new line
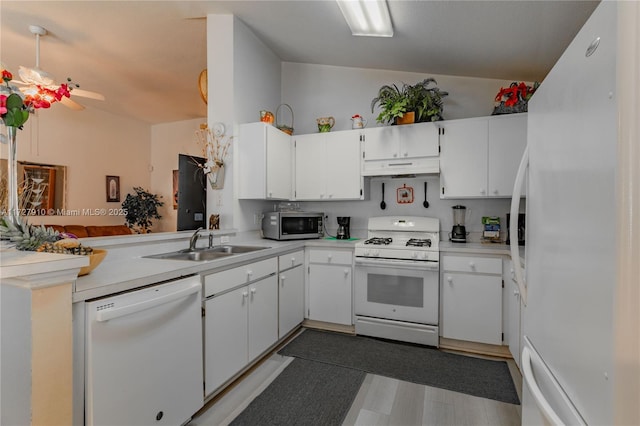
top-left (354, 257), bottom-right (439, 325)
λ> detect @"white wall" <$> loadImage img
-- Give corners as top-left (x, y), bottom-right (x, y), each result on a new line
top-left (206, 14), bottom-right (282, 233)
top-left (1, 104), bottom-right (151, 227)
top-left (150, 118), bottom-right (206, 232)
top-left (282, 62), bottom-right (522, 134)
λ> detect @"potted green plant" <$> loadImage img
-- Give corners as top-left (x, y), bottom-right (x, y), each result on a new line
top-left (371, 78), bottom-right (448, 125)
top-left (122, 187), bottom-right (164, 233)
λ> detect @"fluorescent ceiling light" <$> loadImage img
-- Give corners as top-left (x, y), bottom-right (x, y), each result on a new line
top-left (336, 0), bottom-right (393, 37)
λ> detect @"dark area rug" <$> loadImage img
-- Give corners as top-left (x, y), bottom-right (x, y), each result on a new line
top-left (230, 357), bottom-right (365, 426)
top-left (278, 328), bottom-right (520, 405)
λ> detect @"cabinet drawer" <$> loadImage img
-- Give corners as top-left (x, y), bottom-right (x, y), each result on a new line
top-left (278, 250), bottom-right (304, 271)
top-left (308, 249), bottom-right (352, 265)
top-left (204, 258), bottom-right (277, 297)
top-left (442, 255), bottom-right (502, 274)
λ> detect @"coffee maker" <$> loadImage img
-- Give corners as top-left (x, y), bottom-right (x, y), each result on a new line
top-left (450, 205), bottom-right (468, 243)
top-left (336, 217), bottom-right (351, 240)
top-left (506, 213), bottom-right (526, 246)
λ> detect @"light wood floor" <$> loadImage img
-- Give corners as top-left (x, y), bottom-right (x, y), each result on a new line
top-left (190, 344), bottom-right (522, 426)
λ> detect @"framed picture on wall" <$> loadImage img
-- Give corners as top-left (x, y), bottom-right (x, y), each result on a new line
top-left (106, 175), bottom-right (120, 202)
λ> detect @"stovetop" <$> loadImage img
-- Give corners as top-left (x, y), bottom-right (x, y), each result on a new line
top-left (355, 216), bottom-right (440, 262)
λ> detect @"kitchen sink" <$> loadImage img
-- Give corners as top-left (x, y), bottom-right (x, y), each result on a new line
top-left (206, 245), bottom-right (270, 254)
top-left (144, 245), bottom-right (269, 262)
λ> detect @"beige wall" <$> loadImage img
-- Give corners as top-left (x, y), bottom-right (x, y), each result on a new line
top-left (150, 118), bottom-right (206, 232)
top-left (2, 103), bottom-right (152, 227)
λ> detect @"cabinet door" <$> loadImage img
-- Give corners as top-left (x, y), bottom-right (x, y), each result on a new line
top-left (399, 122), bottom-right (440, 158)
top-left (248, 275), bottom-right (278, 361)
top-left (204, 287), bottom-right (248, 395)
top-left (440, 118), bottom-right (489, 198)
top-left (308, 264), bottom-right (352, 325)
top-left (278, 264), bottom-right (304, 338)
top-left (362, 126), bottom-right (399, 160)
top-left (265, 125), bottom-right (292, 199)
top-left (441, 272), bottom-right (502, 345)
top-left (294, 133), bottom-right (326, 199)
top-left (487, 114), bottom-right (527, 197)
top-left (324, 131), bottom-right (362, 199)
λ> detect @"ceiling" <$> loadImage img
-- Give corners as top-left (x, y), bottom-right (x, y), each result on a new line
top-left (1, 1), bottom-right (599, 125)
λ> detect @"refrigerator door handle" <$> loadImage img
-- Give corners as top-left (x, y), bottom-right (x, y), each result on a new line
top-left (510, 144), bottom-right (528, 305)
top-left (522, 345), bottom-right (567, 426)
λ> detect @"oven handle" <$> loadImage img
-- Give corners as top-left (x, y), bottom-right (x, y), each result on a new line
top-left (355, 257), bottom-right (439, 271)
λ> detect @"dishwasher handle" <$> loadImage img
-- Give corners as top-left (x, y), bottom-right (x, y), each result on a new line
top-left (96, 281), bottom-right (201, 322)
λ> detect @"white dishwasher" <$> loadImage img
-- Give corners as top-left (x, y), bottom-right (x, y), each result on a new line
top-left (85, 275), bottom-right (203, 426)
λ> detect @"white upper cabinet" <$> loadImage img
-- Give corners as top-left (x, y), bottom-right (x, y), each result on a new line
top-left (294, 130), bottom-right (363, 201)
top-left (440, 113), bottom-right (527, 198)
top-left (237, 122), bottom-right (292, 200)
top-left (361, 122), bottom-right (440, 176)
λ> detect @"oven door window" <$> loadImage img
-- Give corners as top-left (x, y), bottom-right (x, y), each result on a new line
top-left (367, 274), bottom-right (423, 308)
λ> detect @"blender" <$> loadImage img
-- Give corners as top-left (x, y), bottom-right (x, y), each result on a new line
top-left (336, 217), bottom-right (351, 239)
top-left (450, 205), bottom-right (468, 243)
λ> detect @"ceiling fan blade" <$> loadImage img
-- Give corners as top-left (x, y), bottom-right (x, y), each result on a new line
top-left (60, 96), bottom-right (85, 111)
top-left (71, 88), bottom-right (105, 101)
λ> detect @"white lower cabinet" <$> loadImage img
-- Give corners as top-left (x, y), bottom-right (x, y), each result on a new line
top-left (441, 254), bottom-right (503, 345)
top-left (278, 250), bottom-right (305, 338)
top-left (203, 258), bottom-right (278, 396)
top-left (306, 248), bottom-right (353, 325)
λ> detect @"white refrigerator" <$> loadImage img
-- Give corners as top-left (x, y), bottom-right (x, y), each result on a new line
top-left (510, 1), bottom-right (640, 425)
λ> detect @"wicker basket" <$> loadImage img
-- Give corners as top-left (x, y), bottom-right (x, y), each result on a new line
top-left (276, 103), bottom-right (294, 135)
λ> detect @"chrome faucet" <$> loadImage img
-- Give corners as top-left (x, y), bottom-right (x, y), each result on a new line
top-left (189, 227), bottom-right (203, 251)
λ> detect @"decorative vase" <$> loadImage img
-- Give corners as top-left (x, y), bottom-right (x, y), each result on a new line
top-left (208, 161), bottom-right (225, 189)
top-left (5, 126), bottom-right (20, 225)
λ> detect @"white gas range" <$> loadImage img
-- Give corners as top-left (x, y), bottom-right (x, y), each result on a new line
top-left (354, 216), bottom-right (440, 347)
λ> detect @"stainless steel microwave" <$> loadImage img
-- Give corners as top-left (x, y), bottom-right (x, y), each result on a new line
top-left (261, 211), bottom-right (324, 240)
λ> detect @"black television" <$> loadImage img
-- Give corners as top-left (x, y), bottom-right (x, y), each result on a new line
top-left (177, 154), bottom-right (207, 231)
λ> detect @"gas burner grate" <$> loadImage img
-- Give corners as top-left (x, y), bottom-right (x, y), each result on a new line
top-left (364, 237), bottom-right (393, 245)
top-left (406, 238), bottom-right (432, 247)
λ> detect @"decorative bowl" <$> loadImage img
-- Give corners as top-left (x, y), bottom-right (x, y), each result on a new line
top-left (79, 249), bottom-right (107, 276)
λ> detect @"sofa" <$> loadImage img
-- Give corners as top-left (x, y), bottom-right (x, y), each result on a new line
top-left (45, 224), bottom-right (133, 238)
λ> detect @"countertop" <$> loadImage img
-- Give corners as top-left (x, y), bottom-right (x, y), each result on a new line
top-left (4, 232), bottom-right (524, 302)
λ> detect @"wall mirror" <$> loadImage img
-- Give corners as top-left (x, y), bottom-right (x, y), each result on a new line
top-left (0, 160), bottom-right (67, 215)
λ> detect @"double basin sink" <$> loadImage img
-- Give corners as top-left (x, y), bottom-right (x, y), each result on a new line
top-left (145, 245), bottom-right (269, 262)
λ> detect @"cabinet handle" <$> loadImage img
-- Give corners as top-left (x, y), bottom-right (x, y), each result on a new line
top-left (247, 270), bottom-right (253, 279)
top-left (250, 287), bottom-right (256, 294)
top-left (344, 269), bottom-right (349, 276)
top-left (393, 153), bottom-right (398, 158)
top-left (469, 262), bottom-right (476, 269)
top-left (291, 257), bottom-right (296, 267)
top-left (328, 254), bottom-right (333, 261)
top-left (493, 189), bottom-right (499, 195)
top-left (268, 191), bottom-right (273, 197)
top-left (403, 152), bottom-right (408, 157)
top-left (514, 289), bottom-right (520, 296)
top-left (480, 189), bottom-right (486, 194)
top-left (242, 291), bottom-right (249, 298)
top-left (447, 276), bottom-right (453, 284)
top-left (280, 275), bottom-right (286, 285)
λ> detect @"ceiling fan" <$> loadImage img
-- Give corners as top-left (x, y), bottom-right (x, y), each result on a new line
top-left (12, 25), bottom-right (105, 110)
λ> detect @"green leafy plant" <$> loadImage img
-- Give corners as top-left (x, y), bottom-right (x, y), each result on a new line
top-left (371, 78), bottom-right (448, 124)
top-left (121, 187), bottom-right (164, 234)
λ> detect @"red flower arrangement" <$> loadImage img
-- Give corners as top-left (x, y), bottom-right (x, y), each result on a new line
top-left (492, 81), bottom-right (540, 115)
top-left (1, 66), bottom-right (72, 129)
